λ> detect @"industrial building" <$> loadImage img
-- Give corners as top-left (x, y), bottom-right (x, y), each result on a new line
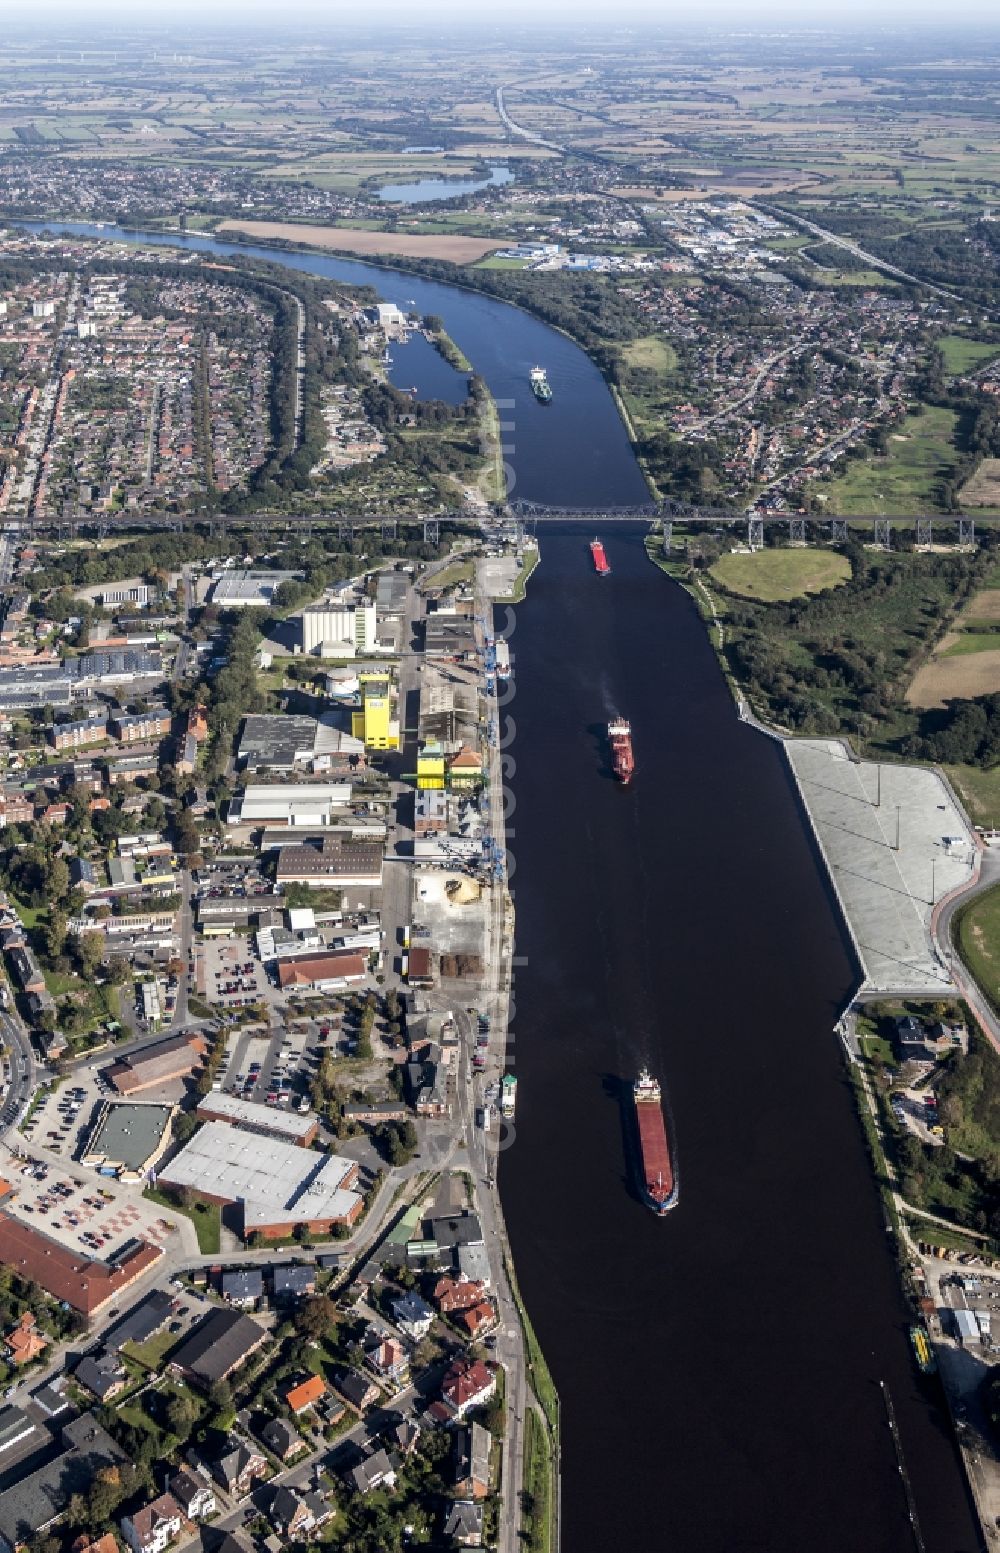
top-left (351, 674), bottom-right (399, 750)
top-left (237, 715), bottom-right (363, 773)
top-left (157, 1121), bottom-right (363, 1237)
top-left (169, 1307), bottom-right (269, 1387)
top-left (196, 1093), bottom-right (318, 1147)
top-left (275, 835), bottom-right (383, 888)
top-left (300, 602), bottom-right (376, 656)
top-left (276, 950), bottom-right (367, 990)
top-left (227, 783), bottom-right (352, 829)
top-left (0, 1216), bottom-right (162, 1315)
top-left (209, 569), bottom-right (302, 608)
top-left (81, 1101), bottom-right (175, 1180)
top-left (104, 1031), bottom-right (207, 1095)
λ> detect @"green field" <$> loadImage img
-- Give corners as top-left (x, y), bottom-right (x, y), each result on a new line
top-left (942, 631), bottom-right (1000, 657)
top-left (939, 335), bottom-right (1000, 375)
top-left (620, 334), bottom-right (677, 374)
top-left (144, 1187), bottom-right (221, 1253)
top-left (822, 407), bottom-right (960, 515)
top-left (956, 883), bottom-right (1000, 1014)
top-left (709, 547), bottom-right (851, 602)
top-left (945, 764), bottom-right (1000, 828)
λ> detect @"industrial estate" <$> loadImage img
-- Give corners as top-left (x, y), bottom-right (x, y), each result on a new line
top-left (0, 13), bottom-right (999, 1553)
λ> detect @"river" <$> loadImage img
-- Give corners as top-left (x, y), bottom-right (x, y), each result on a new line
top-left (12, 220), bottom-right (982, 1549)
top-left (14, 220), bottom-right (648, 509)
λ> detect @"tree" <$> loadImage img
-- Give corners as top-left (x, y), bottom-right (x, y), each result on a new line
top-left (295, 1295), bottom-right (337, 1341)
top-left (74, 930), bottom-right (106, 979)
top-left (207, 1378), bottom-right (233, 1414)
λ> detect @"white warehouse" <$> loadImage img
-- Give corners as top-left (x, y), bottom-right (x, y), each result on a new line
top-left (227, 783), bottom-right (352, 828)
top-left (300, 603), bottom-right (376, 656)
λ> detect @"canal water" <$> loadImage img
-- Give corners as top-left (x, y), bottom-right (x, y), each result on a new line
top-left (10, 221), bottom-right (981, 1548)
top-left (503, 525), bottom-right (980, 1553)
top-left (15, 221), bottom-right (647, 508)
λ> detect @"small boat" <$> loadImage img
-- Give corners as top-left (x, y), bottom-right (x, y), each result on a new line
top-left (910, 1324), bottom-right (936, 1373)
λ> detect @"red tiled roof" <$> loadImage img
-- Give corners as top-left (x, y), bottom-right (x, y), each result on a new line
top-left (0, 1213), bottom-right (162, 1314)
top-left (285, 1374), bottom-right (326, 1412)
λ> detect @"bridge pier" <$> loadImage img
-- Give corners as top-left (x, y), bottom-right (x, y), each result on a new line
top-left (915, 517), bottom-right (932, 547)
top-left (662, 521), bottom-right (673, 552)
top-left (959, 517), bottom-right (976, 546)
top-left (874, 518), bottom-right (892, 550)
top-left (423, 519), bottom-right (440, 547)
top-left (830, 519), bottom-right (848, 544)
top-left (748, 516), bottom-right (764, 552)
top-left (381, 520), bottom-right (397, 543)
top-left (788, 517), bottom-right (805, 545)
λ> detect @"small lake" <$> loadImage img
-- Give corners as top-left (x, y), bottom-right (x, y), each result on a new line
top-left (377, 165), bottom-right (512, 204)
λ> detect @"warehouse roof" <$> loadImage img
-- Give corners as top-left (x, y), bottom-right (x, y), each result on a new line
top-left (83, 1101), bottom-right (173, 1173)
top-left (196, 1093), bottom-right (315, 1142)
top-left (170, 1308), bottom-right (269, 1385)
top-left (104, 1289), bottom-right (174, 1351)
top-left (0, 1414), bottom-right (125, 1546)
top-left (0, 1216), bottom-right (162, 1314)
top-left (238, 714), bottom-right (319, 770)
top-left (159, 1121), bottom-right (361, 1229)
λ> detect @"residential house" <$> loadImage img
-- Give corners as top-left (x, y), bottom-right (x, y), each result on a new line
top-left (458, 1300), bottom-right (497, 1340)
top-left (364, 1334), bottom-right (408, 1385)
top-left (453, 1422), bottom-right (491, 1500)
top-left (440, 1357), bottom-right (495, 1420)
top-left (71, 1536), bottom-right (119, 1553)
top-left (271, 1265), bottom-right (316, 1302)
top-left (433, 1278), bottom-right (487, 1316)
top-left (392, 1291), bottom-right (435, 1341)
top-left (74, 1348), bottom-right (127, 1402)
top-left (334, 1368), bottom-right (379, 1414)
top-left (442, 1500), bottom-right (484, 1547)
top-left (168, 1471), bottom-right (216, 1521)
top-left (269, 1486), bottom-right (334, 1541)
top-left (349, 1448), bottom-right (397, 1496)
top-left (169, 1308), bottom-right (269, 1389)
top-left (212, 1437), bottom-right (268, 1498)
top-left (259, 1416), bottom-right (307, 1464)
top-left (284, 1375), bottom-right (326, 1416)
top-left (120, 1493), bottom-right (183, 1553)
top-left (221, 1269), bottom-right (264, 1308)
top-left (3, 1313), bottom-right (48, 1367)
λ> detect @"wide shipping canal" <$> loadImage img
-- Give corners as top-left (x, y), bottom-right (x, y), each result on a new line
top-left (17, 221), bottom-right (981, 1550)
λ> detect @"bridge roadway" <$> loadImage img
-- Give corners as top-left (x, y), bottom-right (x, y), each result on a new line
top-left (14, 503), bottom-right (1000, 537)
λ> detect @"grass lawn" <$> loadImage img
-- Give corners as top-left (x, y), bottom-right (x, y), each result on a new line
top-left (823, 406), bottom-right (960, 515)
top-left (955, 882), bottom-right (1000, 1014)
top-left (422, 558), bottom-right (475, 592)
top-left (945, 765), bottom-right (1000, 828)
top-left (708, 547), bottom-right (850, 602)
top-left (942, 631), bottom-right (1000, 656)
top-left (508, 547), bottom-right (540, 603)
top-left (144, 1187), bottom-right (221, 1254)
top-left (521, 1408), bottom-right (554, 1553)
top-left (939, 335), bottom-right (1000, 375)
top-left (124, 1326), bottom-right (181, 1370)
top-left (620, 334), bottom-right (677, 374)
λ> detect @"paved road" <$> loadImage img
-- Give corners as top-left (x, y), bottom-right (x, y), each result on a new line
top-left (0, 1005), bottom-right (39, 1137)
top-left (933, 846), bottom-right (1000, 1053)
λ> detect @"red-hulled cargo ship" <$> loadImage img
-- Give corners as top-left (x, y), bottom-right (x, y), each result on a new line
top-left (608, 717), bottom-right (634, 785)
top-left (590, 539), bottom-right (611, 575)
top-left (634, 1069), bottom-right (677, 1214)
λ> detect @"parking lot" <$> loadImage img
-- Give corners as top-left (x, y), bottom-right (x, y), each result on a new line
top-left (201, 936), bottom-right (270, 1011)
top-left (0, 1143), bottom-right (181, 1259)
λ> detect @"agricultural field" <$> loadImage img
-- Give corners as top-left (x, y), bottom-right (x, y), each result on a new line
top-left (939, 336), bottom-right (1000, 376)
top-left (907, 586), bottom-right (1000, 707)
top-left (959, 458), bottom-right (1000, 512)
top-left (708, 547), bottom-right (850, 602)
top-left (823, 407), bottom-right (961, 516)
top-left (217, 220), bottom-right (502, 264)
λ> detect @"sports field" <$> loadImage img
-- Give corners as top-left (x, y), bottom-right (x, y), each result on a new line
top-left (709, 548), bottom-right (850, 602)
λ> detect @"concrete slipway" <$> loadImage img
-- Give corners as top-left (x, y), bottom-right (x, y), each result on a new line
top-left (784, 739), bottom-right (977, 995)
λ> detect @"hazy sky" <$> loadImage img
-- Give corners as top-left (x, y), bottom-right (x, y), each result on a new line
top-left (14, 0), bottom-right (1000, 25)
